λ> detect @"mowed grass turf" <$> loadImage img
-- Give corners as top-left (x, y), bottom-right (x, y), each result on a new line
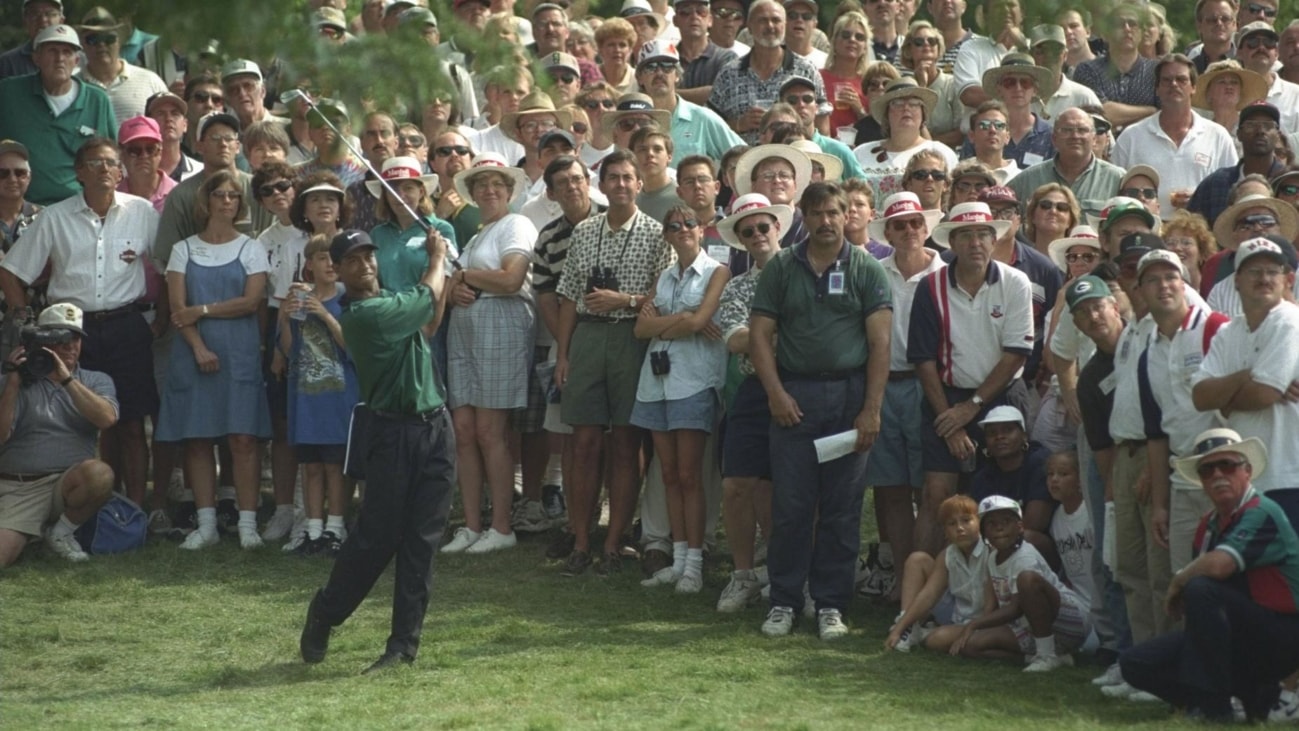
top-left (3, 527), bottom-right (1189, 730)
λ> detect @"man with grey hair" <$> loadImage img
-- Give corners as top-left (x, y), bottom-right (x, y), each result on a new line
top-left (221, 60), bottom-right (287, 131)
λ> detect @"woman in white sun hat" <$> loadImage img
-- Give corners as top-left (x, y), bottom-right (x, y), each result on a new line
top-left (440, 152), bottom-right (537, 556)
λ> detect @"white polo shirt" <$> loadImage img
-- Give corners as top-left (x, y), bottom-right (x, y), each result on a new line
top-left (1110, 112), bottom-right (1239, 220)
top-left (1051, 285), bottom-right (1208, 368)
top-left (907, 261), bottom-right (1034, 389)
top-left (952, 35), bottom-right (1010, 96)
top-left (881, 249), bottom-right (946, 371)
top-left (1192, 301), bottom-right (1299, 493)
top-left (1146, 304), bottom-right (1229, 459)
top-left (1107, 314), bottom-right (1156, 442)
top-left (1205, 273), bottom-right (1299, 318)
top-left (1266, 75), bottom-right (1299, 135)
top-left (1, 191), bottom-right (158, 312)
top-left (1038, 76), bottom-right (1101, 127)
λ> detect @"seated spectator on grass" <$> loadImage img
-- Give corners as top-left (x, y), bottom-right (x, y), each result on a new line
top-left (886, 495), bottom-right (990, 653)
top-left (968, 406), bottom-right (1056, 535)
top-left (950, 496), bottom-right (1093, 673)
top-left (0, 303), bottom-right (117, 566)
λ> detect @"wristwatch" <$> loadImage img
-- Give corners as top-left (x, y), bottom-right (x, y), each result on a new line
top-left (201, 304), bottom-right (210, 317)
top-left (628, 294), bottom-right (638, 309)
top-left (971, 394), bottom-right (985, 408)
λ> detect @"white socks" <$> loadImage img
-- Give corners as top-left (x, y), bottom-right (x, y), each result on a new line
top-left (196, 507), bottom-right (217, 536)
top-left (306, 518), bottom-right (324, 540)
top-left (326, 515), bottom-right (345, 536)
top-left (683, 547), bottom-right (704, 580)
top-left (672, 541), bottom-right (688, 577)
top-left (544, 454), bottom-right (563, 486)
top-left (1035, 635), bottom-right (1057, 658)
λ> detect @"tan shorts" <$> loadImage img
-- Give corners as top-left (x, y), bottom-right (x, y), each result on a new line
top-left (0, 472), bottom-right (68, 538)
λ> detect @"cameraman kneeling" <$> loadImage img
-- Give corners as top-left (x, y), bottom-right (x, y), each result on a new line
top-left (0, 304), bottom-right (118, 566)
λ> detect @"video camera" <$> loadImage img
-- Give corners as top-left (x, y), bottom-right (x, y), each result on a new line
top-left (2, 325), bottom-right (74, 383)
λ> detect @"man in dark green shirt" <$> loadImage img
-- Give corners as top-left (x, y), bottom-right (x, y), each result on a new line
top-left (300, 227), bottom-right (455, 675)
top-left (749, 182), bottom-right (892, 640)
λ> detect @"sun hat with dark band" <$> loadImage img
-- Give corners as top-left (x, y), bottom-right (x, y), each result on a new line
top-left (452, 152), bottom-right (530, 205)
top-left (1172, 428), bottom-right (1267, 485)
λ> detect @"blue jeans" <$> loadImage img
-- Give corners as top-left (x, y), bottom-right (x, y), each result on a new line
top-left (1082, 437), bottom-right (1131, 652)
top-left (767, 374), bottom-right (869, 614)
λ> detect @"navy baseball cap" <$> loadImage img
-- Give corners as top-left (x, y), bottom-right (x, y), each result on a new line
top-left (330, 229), bottom-right (377, 264)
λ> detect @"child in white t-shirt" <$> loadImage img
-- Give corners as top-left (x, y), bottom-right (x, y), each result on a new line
top-left (951, 496), bottom-right (1093, 672)
top-left (1046, 451), bottom-right (1096, 611)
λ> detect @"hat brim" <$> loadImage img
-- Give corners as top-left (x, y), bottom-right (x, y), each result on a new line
top-left (1192, 67), bottom-right (1270, 110)
top-left (733, 144), bottom-right (814, 201)
top-left (501, 108), bottom-right (575, 144)
top-left (931, 219), bottom-right (1012, 247)
top-left (453, 166), bottom-right (531, 206)
top-left (599, 108), bottom-right (672, 137)
top-left (1173, 436), bottom-right (1268, 485)
top-left (366, 174), bottom-right (441, 200)
top-left (1120, 164), bottom-right (1161, 190)
top-left (1047, 236), bottom-right (1104, 272)
top-left (808, 152), bottom-right (843, 182)
top-left (1213, 197), bottom-right (1299, 246)
top-left (869, 86), bottom-right (938, 126)
top-left (867, 209), bottom-right (945, 243)
top-left (982, 66), bottom-right (1058, 102)
top-left (716, 204), bottom-right (795, 250)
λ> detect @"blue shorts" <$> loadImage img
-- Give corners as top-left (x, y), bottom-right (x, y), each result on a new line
top-left (630, 388), bottom-right (717, 433)
top-left (862, 377), bottom-right (924, 488)
top-left (721, 376), bottom-right (771, 479)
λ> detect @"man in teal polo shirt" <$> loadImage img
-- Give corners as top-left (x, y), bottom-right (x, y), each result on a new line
top-left (300, 227), bottom-right (456, 675)
top-left (0, 24), bottom-right (116, 206)
top-left (749, 181), bottom-right (892, 640)
top-left (636, 40), bottom-right (745, 168)
top-left (777, 76), bottom-right (867, 182)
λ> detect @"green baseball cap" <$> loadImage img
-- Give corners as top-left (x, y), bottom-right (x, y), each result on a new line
top-left (1065, 275), bottom-right (1111, 312)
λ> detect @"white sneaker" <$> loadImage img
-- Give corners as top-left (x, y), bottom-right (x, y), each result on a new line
top-left (761, 606), bottom-right (795, 637)
top-left (46, 528), bottom-right (89, 562)
top-left (1101, 682), bottom-right (1137, 699)
top-left (440, 527), bottom-right (481, 553)
top-left (675, 573), bottom-right (703, 594)
top-left (1270, 690), bottom-right (1299, 723)
top-left (261, 508), bottom-right (296, 541)
top-left (891, 612), bottom-right (915, 652)
top-left (716, 570), bottom-right (762, 612)
top-left (1127, 691), bottom-right (1160, 702)
top-left (512, 499), bottom-right (553, 533)
top-left (239, 529), bottom-right (264, 550)
top-left (180, 529), bottom-right (219, 550)
top-left (465, 528), bottom-right (517, 554)
top-left (1092, 663), bottom-right (1124, 686)
top-left (147, 509), bottom-right (172, 535)
top-left (1024, 653), bottom-right (1073, 673)
top-left (641, 566), bottom-right (682, 587)
top-left (817, 608), bottom-right (849, 641)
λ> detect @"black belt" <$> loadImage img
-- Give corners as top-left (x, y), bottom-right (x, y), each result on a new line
top-left (577, 315), bottom-right (634, 324)
top-left (370, 405), bottom-right (447, 423)
top-left (0, 471), bottom-right (59, 482)
top-left (888, 370), bottom-right (915, 381)
top-left (85, 302), bottom-right (152, 322)
top-left (779, 367), bottom-right (859, 382)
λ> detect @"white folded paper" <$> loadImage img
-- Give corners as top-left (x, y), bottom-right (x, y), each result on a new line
top-left (813, 430), bottom-right (861, 464)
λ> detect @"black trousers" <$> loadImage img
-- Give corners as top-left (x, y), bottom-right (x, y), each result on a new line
top-left (1119, 575), bottom-right (1299, 719)
top-left (314, 409), bottom-right (455, 658)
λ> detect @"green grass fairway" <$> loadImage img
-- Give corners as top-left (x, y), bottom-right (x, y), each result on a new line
top-left (3, 532), bottom-right (1188, 730)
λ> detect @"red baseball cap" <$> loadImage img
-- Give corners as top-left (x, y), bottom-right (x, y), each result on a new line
top-left (118, 116), bottom-right (162, 146)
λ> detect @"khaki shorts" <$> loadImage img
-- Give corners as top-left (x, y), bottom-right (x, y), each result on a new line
top-left (560, 320), bottom-right (647, 428)
top-left (0, 471), bottom-right (68, 537)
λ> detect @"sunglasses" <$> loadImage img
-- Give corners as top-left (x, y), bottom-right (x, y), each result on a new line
top-left (910, 37), bottom-right (940, 47)
top-left (838, 30), bottom-right (868, 42)
top-left (784, 93), bottom-right (816, 105)
top-left (81, 159), bottom-right (120, 170)
top-left (976, 119), bottom-right (1008, 132)
top-left (124, 145), bottom-right (161, 158)
top-left (617, 118), bottom-right (654, 132)
top-left (210, 190), bottom-right (242, 201)
top-left (909, 169), bottom-right (946, 182)
top-left (258, 180), bottom-right (294, 197)
top-left (1066, 251), bottom-right (1099, 264)
top-left (398, 133), bottom-right (427, 147)
top-left (1120, 187), bottom-right (1157, 200)
top-left (1036, 200), bottom-right (1071, 213)
top-left (1196, 458), bottom-right (1248, 479)
top-left (999, 76), bottom-right (1035, 90)
top-left (582, 98), bottom-right (617, 110)
top-left (888, 217), bottom-right (925, 231)
top-left (571, 122), bottom-right (589, 134)
top-left (551, 72), bottom-right (579, 84)
top-left (190, 91), bottom-right (224, 105)
top-left (0, 168), bottom-right (30, 180)
top-left (640, 61), bottom-right (677, 74)
top-left (665, 218), bottom-right (700, 233)
top-left (1234, 214), bottom-right (1278, 230)
top-left (1242, 36), bottom-right (1278, 49)
top-left (1246, 2), bottom-right (1278, 17)
top-left (739, 222), bottom-right (773, 238)
top-left (1278, 183), bottom-right (1299, 197)
top-left (788, 11), bottom-right (816, 20)
top-left (84, 33), bottom-right (117, 46)
top-left (434, 145), bottom-right (472, 157)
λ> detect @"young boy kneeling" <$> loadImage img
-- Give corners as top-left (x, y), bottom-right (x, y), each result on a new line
top-left (886, 495), bottom-right (989, 653)
top-left (951, 496), bottom-right (1092, 672)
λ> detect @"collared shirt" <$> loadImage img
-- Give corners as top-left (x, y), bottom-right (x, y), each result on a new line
top-left (1, 191), bottom-right (157, 312)
top-left (1145, 304), bottom-right (1230, 458)
top-left (369, 215), bottom-right (459, 294)
top-left (76, 62), bottom-right (168, 126)
top-left (1112, 112), bottom-right (1239, 218)
top-left (872, 38), bottom-right (900, 66)
top-left (681, 41), bottom-right (738, 90)
top-left (0, 368), bottom-right (118, 474)
top-left (718, 265), bottom-right (762, 376)
top-left (1007, 154), bottom-right (1126, 221)
top-left (1194, 301), bottom-right (1299, 493)
top-left (1038, 75), bottom-right (1101, 127)
top-left (670, 98), bottom-right (745, 168)
top-left (880, 249), bottom-right (946, 371)
top-left (953, 35), bottom-right (1011, 96)
top-left (465, 125), bottom-right (525, 166)
top-left (1193, 486), bottom-right (1299, 614)
top-left (1188, 42), bottom-right (1235, 75)
top-left (116, 170), bottom-right (177, 213)
top-left (1073, 55), bottom-right (1159, 110)
top-left (1267, 75), bottom-right (1299, 134)
top-left (635, 251), bottom-right (728, 402)
top-left (751, 240), bottom-right (892, 375)
top-left (0, 74), bottom-right (117, 206)
top-left (939, 30), bottom-right (974, 74)
top-left (944, 537), bottom-right (989, 625)
top-left (908, 261), bottom-right (1034, 388)
top-left (342, 285), bottom-right (443, 413)
top-left (533, 204), bottom-right (608, 296)
top-left (708, 49), bottom-right (829, 145)
top-left (960, 116), bottom-right (1054, 169)
top-left (557, 210), bottom-right (672, 318)
top-left (1108, 314), bottom-right (1157, 442)
top-left (167, 153), bottom-right (202, 183)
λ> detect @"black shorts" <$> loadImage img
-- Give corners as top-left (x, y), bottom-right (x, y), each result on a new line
top-left (295, 443), bottom-right (346, 464)
top-left (920, 379), bottom-right (1029, 474)
top-left (721, 375), bottom-right (772, 479)
top-left (80, 311), bottom-right (158, 423)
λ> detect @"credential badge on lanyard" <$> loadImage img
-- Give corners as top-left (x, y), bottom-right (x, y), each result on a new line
top-left (827, 260), bottom-right (845, 296)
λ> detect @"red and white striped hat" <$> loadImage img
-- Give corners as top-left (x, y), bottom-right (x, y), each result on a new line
top-left (716, 193), bottom-right (794, 250)
top-left (867, 192), bottom-right (944, 244)
top-left (931, 202), bottom-right (1011, 247)
top-left (1047, 224), bottom-right (1104, 272)
top-left (365, 155), bottom-right (440, 199)
top-left (451, 151), bottom-right (530, 205)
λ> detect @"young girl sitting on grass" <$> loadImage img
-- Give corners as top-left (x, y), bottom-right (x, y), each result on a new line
top-left (950, 496), bottom-right (1092, 672)
top-left (885, 495), bottom-right (989, 653)
top-left (1045, 451), bottom-right (1096, 614)
top-left (274, 234), bottom-right (360, 556)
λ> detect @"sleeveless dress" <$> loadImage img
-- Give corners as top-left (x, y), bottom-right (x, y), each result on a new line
top-left (156, 235), bottom-right (272, 440)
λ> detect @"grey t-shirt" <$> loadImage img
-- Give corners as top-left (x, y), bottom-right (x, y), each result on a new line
top-left (0, 368), bottom-right (118, 474)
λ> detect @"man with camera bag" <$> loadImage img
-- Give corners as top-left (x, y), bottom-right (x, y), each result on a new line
top-left (300, 227), bottom-right (455, 675)
top-left (0, 303), bottom-right (118, 566)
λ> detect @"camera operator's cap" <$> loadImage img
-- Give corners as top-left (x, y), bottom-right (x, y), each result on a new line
top-left (34, 24), bottom-right (82, 51)
top-left (1028, 24), bottom-right (1066, 49)
top-left (1118, 232), bottom-right (1165, 262)
top-left (1236, 20), bottom-right (1278, 47)
top-left (37, 303), bottom-right (85, 335)
top-left (977, 405), bottom-right (1025, 430)
top-left (1235, 234), bottom-right (1299, 271)
top-left (1173, 428), bottom-right (1268, 485)
top-left (1135, 249), bottom-right (1186, 281)
top-left (118, 116), bottom-right (162, 146)
top-left (144, 90), bottom-right (187, 116)
top-left (220, 59), bottom-right (263, 84)
top-left (637, 40), bottom-right (679, 69)
top-left (198, 111), bottom-right (241, 139)
top-left (977, 495), bottom-right (1022, 519)
top-left (0, 140), bottom-right (30, 160)
top-left (545, 52), bottom-right (581, 75)
top-left (330, 229), bottom-right (377, 264)
top-left (1064, 275), bottom-right (1112, 312)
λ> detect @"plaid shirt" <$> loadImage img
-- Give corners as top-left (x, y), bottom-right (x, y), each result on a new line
top-left (556, 209), bottom-right (672, 319)
top-left (1072, 55), bottom-right (1159, 110)
top-left (708, 49), bottom-right (830, 145)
